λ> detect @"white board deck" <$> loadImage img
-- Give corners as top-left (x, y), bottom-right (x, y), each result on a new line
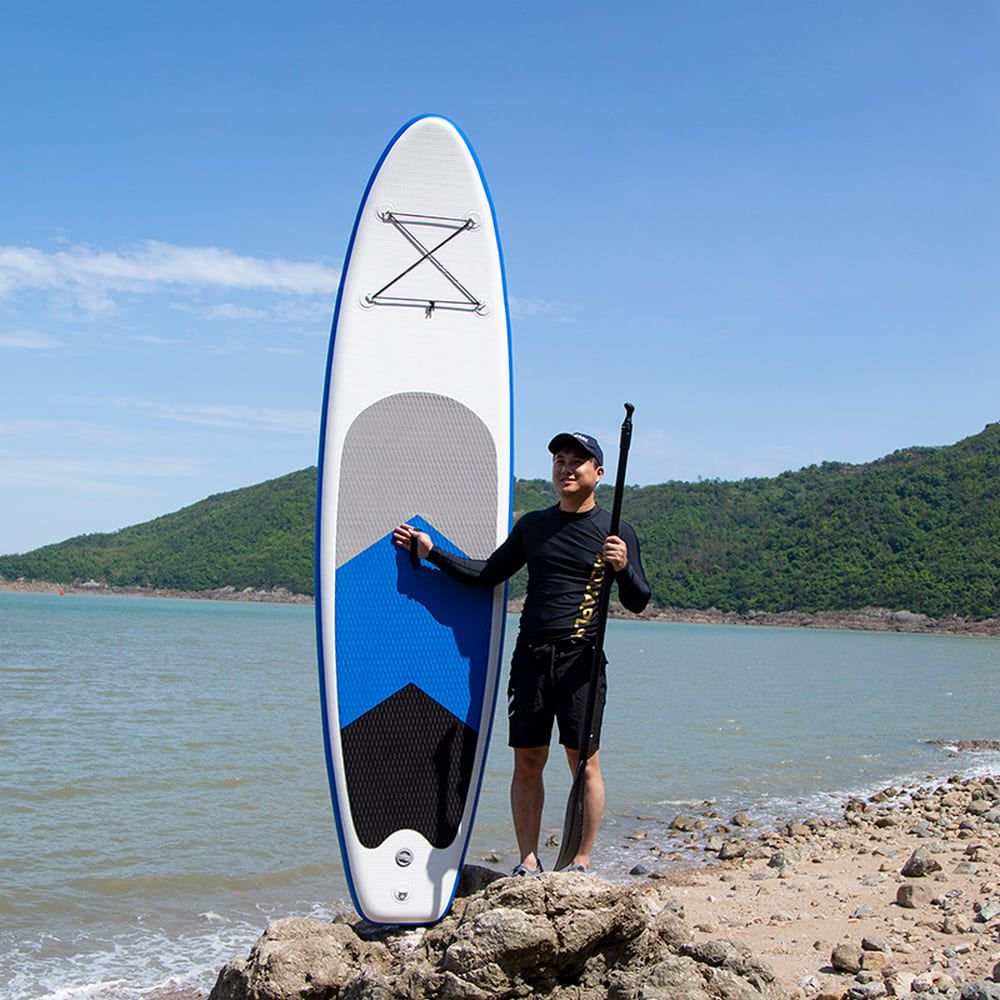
top-left (316, 116), bottom-right (512, 924)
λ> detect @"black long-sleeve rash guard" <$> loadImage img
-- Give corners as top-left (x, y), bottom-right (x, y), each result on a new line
top-left (426, 504), bottom-right (651, 644)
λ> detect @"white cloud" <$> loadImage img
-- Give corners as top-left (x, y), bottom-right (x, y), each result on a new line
top-left (0, 330), bottom-right (61, 349)
top-left (169, 298), bottom-right (331, 325)
top-left (133, 334), bottom-right (184, 346)
top-left (0, 417), bottom-right (139, 445)
top-left (106, 398), bottom-right (317, 435)
top-left (0, 241), bottom-right (341, 311)
top-left (0, 456), bottom-right (200, 490)
top-left (509, 297), bottom-right (575, 324)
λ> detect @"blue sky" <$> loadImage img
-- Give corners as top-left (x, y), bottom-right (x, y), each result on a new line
top-left (2, 2), bottom-right (998, 554)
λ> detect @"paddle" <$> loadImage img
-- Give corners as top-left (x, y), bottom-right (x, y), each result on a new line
top-left (554, 402), bottom-right (635, 871)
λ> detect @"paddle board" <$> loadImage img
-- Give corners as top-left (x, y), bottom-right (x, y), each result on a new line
top-left (315, 115), bottom-right (512, 924)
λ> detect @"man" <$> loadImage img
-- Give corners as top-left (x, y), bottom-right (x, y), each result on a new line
top-left (393, 431), bottom-right (650, 874)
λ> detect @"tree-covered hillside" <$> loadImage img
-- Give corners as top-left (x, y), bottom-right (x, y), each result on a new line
top-left (2, 423), bottom-right (998, 618)
top-left (0, 469), bottom-right (315, 595)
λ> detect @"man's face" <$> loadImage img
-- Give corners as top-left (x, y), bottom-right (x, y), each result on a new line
top-left (552, 447), bottom-right (603, 500)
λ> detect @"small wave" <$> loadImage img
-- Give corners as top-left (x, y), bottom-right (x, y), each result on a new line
top-left (4, 910), bottom-right (279, 1000)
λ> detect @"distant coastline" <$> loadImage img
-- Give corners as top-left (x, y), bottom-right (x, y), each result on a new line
top-left (4, 579), bottom-right (999, 637)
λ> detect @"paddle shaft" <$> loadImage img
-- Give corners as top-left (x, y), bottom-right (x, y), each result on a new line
top-left (554, 403), bottom-right (634, 870)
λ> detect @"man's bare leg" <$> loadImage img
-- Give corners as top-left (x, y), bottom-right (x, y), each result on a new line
top-left (511, 746), bottom-right (548, 869)
top-left (563, 747), bottom-right (604, 869)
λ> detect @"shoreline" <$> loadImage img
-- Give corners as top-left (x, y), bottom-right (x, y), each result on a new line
top-left (593, 767), bottom-right (1000, 997)
top-left (162, 766), bottom-right (1000, 1000)
top-left (15, 757), bottom-right (1000, 1000)
top-left (3, 579), bottom-right (999, 637)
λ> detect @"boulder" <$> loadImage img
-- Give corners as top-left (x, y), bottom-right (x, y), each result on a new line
top-left (209, 871), bottom-right (790, 1000)
top-left (209, 917), bottom-right (391, 1000)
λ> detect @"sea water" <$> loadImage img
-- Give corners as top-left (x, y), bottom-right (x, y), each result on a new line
top-left (1, 591), bottom-right (998, 998)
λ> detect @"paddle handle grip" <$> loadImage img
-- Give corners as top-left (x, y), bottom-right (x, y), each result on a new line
top-left (608, 403), bottom-right (634, 535)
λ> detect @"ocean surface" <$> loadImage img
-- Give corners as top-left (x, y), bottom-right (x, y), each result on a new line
top-left (2, 590), bottom-right (999, 999)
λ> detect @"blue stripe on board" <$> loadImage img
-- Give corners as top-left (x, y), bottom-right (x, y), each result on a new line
top-left (335, 516), bottom-right (495, 731)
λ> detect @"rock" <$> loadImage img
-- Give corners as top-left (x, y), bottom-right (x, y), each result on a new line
top-left (885, 971), bottom-right (915, 996)
top-left (719, 839), bottom-right (748, 860)
top-left (441, 906), bottom-right (559, 976)
top-left (911, 971), bottom-right (935, 993)
top-left (896, 882), bottom-right (933, 907)
top-left (861, 934), bottom-right (890, 952)
top-left (961, 983), bottom-right (1000, 1000)
top-left (629, 863), bottom-right (650, 876)
top-left (902, 847), bottom-right (943, 877)
top-left (967, 800), bottom-right (994, 816)
top-left (768, 850), bottom-right (795, 872)
top-left (994, 959), bottom-right (1000, 982)
top-left (670, 814), bottom-right (700, 832)
top-left (860, 950), bottom-right (889, 971)
top-left (831, 942), bottom-right (864, 973)
top-left (732, 811), bottom-right (754, 827)
top-left (208, 917), bottom-right (391, 1000)
top-left (456, 864), bottom-right (505, 897)
top-left (976, 899), bottom-right (1000, 922)
top-left (210, 872), bottom-right (791, 1000)
top-left (847, 983), bottom-right (887, 999)
top-left (941, 913), bottom-right (973, 934)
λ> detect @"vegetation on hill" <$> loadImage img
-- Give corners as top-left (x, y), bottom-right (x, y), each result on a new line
top-left (0, 469), bottom-right (315, 595)
top-left (2, 424), bottom-right (998, 619)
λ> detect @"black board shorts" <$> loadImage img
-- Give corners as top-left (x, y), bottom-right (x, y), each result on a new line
top-left (507, 638), bottom-right (608, 752)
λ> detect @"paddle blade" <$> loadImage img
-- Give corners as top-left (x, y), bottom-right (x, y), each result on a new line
top-left (553, 761), bottom-right (587, 870)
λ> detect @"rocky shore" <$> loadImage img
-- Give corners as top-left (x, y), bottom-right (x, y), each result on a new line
top-left (197, 773), bottom-right (1000, 1000)
top-left (0, 579), bottom-right (312, 604)
top-left (4, 580), bottom-right (999, 636)
top-left (606, 604), bottom-right (1000, 639)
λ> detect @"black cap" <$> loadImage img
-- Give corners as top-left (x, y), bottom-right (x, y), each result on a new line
top-left (548, 431), bottom-right (604, 467)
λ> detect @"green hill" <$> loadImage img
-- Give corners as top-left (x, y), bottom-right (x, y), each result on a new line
top-left (0, 469), bottom-right (316, 595)
top-left (2, 423), bottom-right (998, 618)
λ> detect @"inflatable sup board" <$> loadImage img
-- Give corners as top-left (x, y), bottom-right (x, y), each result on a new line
top-left (316, 116), bottom-right (512, 924)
